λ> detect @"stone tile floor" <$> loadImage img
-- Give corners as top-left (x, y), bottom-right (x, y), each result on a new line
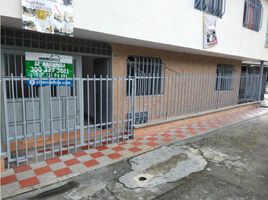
top-left (1, 107), bottom-right (268, 198)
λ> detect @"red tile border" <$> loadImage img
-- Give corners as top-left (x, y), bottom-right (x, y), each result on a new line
top-left (53, 168), bottom-right (72, 177)
top-left (19, 177), bottom-right (39, 188)
top-left (34, 166), bottom-right (51, 176)
top-left (0, 175), bottom-right (17, 185)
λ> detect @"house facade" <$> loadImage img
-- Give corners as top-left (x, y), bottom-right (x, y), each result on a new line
top-left (0, 0), bottom-right (268, 168)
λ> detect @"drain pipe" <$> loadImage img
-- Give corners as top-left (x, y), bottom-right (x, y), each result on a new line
top-left (258, 61), bottom-right (264, 101)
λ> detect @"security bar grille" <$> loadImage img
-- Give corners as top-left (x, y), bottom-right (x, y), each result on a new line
top-left (1, 71), bottom-right (263, 167)
top-left (127, 56), bottom-right (164, 96)
top-left (1, 26), bottom-right (112, 56)
top-left (216, 64), bottom-right (234, 91)
top-left (194, 0), bottom-right (226, 18)
top-left (243, 0), bottom-right (263, 32)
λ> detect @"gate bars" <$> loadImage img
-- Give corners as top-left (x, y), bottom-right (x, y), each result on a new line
top-left (2, 74), bottom-right (135, 167)
top-left (131, 72), bottom-right (261, 124)
top-left (1, 72), bottom-right (261, 167)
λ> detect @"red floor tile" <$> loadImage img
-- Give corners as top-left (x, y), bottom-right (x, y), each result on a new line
top-left (53, 168), bottom-right (73, 177)
top-left (14, 165), bottom-right (32, 173)
top-left (131, 141), bottom-right (143, 146)
top-left (96, 146), bottom-right (109, 151)
top-left (162, 138), bottom-right (172, 143)
top-left (112, 146), bottom-right (125, 151)
top-left (162, 133), bottom-right (172, 137)
top-left (118, 141), bottom-right (128, 145)
top-left (90, 152), bottom-right (105, 158)
top-left (64, 158), bottom-right (80, 166)
top-left (73, 151), bottom-right (87, 157)
top-left (107, 153), bottom-right (122, 160)
top-left (19, 177), bottom-right (39, 188)
top-left (176, 134), bottom-right (186, 139)
top-left (34, 166), bottom-right (51, 176)
top-left (128, 147), bottom-right (142, 153)
top-left (146, 142), bottom-right (159, 148)
top-left (83, 159), bottom-right (99, 168)
top-left (147, 137), bottom-right (157, 141)
top-left (0, 175), bottom-right (17, 185)
top-left (46, 157), bottom-right (61, 165)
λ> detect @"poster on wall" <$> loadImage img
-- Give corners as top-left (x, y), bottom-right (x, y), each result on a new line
top-left (25, 52), bottom-right (73, 86)
top-left (203, 13), bottom-right (218, 49)
top-left (22, 0), bottom-right (74, 36)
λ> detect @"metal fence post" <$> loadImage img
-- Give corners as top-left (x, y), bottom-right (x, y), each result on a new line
top-left (258, 61), bottom-right (264, 101)
top-left (131, 75), bottom-right (136, 138)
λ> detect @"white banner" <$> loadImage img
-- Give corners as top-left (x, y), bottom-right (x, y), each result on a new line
top-left (22, 0), bottom-right (74, 36)
top-left (203, 13), bottom-right (218, 49)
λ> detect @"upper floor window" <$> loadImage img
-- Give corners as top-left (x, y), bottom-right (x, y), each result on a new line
top-left (243, 0), bottom-right (263, 32)
top-left (216, 64), bottom-right (234, 91)
top-left (194, 0), bottom-right (226, 18)
top-left (127, 56), bottom-right (164, 96)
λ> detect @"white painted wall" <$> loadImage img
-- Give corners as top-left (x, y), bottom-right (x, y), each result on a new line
top-left (1, 0), bottom-right (268, 61)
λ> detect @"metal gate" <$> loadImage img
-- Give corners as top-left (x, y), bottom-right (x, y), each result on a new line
top-left (1, 75), bottom-right (135, 167)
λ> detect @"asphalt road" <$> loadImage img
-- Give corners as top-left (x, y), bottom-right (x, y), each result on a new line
top-left (13, 112), bottom-right (268, 200)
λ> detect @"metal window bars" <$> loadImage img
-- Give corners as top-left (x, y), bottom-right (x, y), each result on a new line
top-left (1, 26), bottom-right (112, 56)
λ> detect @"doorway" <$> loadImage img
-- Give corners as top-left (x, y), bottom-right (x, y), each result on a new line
top-left (82, 56), bottom-right (112, 129)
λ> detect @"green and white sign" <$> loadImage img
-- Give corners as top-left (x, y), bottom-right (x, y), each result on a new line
top-left (25, 52), bottom-right (73, 78)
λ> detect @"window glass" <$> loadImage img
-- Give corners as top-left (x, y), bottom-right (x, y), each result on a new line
top-left (243, 0), bottom-right (263, 32)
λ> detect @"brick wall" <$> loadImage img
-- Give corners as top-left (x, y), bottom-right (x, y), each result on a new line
top-left (110, 43), bottom-right (242, 128)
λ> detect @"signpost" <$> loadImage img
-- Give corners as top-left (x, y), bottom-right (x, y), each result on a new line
top-left (25, 52), bottom-right (73, 86)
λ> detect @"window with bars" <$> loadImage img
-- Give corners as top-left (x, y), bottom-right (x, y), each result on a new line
top-left (127, 56), bottom-right (164, 96)
top-left (194, 0), bottom-right (226, 18)
top-left (216, 64), bottom-right (234, 91)
top-left (243, 0), bottom-right (263, 32)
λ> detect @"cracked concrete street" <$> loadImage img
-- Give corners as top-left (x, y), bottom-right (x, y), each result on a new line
top-left (12, 113), bottom-right (268, 200)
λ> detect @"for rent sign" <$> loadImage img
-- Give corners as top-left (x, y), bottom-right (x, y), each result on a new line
top-left (25, 52), bottom-right (73, 86)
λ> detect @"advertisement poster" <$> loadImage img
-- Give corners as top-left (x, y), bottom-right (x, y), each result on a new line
top-left (25, 52), bottom-right (73, 86)
top-left (203, 13), bottom-right (218, 49)
top-left (22, 0), bottom-right (73, 36)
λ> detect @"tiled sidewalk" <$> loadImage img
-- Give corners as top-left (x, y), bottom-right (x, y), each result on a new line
top-left (1, 107), bottom-right (268, 198)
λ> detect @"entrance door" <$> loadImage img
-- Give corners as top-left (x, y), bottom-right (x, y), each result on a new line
top-left (93, 58), bottom-right (112, 127)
